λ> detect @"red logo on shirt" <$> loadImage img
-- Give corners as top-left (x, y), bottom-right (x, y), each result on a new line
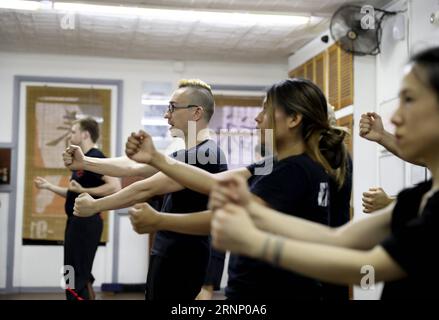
top-left (76, 170), bottom-right (84, 178)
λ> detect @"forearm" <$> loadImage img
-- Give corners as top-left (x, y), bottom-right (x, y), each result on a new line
top-left (379, 131), bottom-right (401, 157)
top-left (248, 201), bottom-right (337, 245)
top-left (248, 232), bottom-right (394, 286)
top-left (47, 185), bottom-right (68, 198)
top-left (94, 183), bottom-right (153, 212)
top-left (84, 156), bottom-right (157, 178)
top-left (379, 131), bottom-right (424, 166)
top-left (248, 201), bottom-right (392, 250)
top-left (81, 181), bottom-right (121, 197)
top-left (150, 153), bottom-right (217, 195)
top-left (158, 210), bottom-right (212, 236)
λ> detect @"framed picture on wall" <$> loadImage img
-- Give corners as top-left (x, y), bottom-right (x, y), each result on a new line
top-left (20, 81), bottom-right (119, 245)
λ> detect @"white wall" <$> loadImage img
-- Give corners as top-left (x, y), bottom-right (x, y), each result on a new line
top-left (0, 52), bottom-right (286, 291)
top-left (287, 0), bottom-right (438, 300)
top-left (0, 193), bottom-right (8, 289)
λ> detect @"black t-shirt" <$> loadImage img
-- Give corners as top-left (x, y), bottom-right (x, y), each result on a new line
top-left (381, 180), bottom-right (439, 299)
top-left (65, 148), bottom-right (105, 217)
top-left (151, 140), bottom-right (228, 258)
top-left (226, 153), bottom-right (331, 299)
top-left (328, 156), bottom-right (352, 227)
top-left (204, 241), bottom-right (226, 290)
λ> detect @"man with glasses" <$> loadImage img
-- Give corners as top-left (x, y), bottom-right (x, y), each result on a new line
top-left (63, 79), bottom-right (227, 300)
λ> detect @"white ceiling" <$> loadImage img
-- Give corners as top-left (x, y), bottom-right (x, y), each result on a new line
top-left (0, 0), bottom-right (391, 63)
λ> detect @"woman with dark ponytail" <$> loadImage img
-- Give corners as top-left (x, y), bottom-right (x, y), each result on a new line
top-left (124, 77), bottom-right (351, 300)
top-left (211, 47), bottom-right (439, 299)
top-left (264, 78), bottom-right (349, 188)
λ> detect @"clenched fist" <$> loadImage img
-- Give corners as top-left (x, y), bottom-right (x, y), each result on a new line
top-left (129, 203), bottom-right (162, 234)
top-left (68, 180), bottom-right (83, 194)
top-left (63, 145), bottom-right (85, 171)
top-left (73, 193), bottom-right (98, 217)
top-left (125, 130), bottom-right (157, 164)
top-left (359, 112), bottom-right (385, 143)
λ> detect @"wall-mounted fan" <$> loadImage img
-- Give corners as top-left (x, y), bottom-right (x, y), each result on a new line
top-left (330, 4), bottom-right (400, 56)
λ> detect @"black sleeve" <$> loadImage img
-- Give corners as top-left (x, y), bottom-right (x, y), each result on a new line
top-left (381, 204), bottom-right (438, 278)
top-left (84, 149), bottom-right (106, 181)
top-left (204, 246), bottom-right (226, 290)
top-left (250, 161), bottom-right (308, 213)
top-left (328, 156), bottom-right (352, 227)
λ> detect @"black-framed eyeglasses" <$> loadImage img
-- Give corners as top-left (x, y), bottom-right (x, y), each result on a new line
top-left (167, 103), bottom-right (200, 114)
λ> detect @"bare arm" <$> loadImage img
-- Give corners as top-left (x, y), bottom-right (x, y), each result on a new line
top-left (73, 172), bottom-right (183, 217)
top-left (248, 200), bottom-right (394, 250)
top-left (129, 203), bottom-right (213, 236)
top-left (34, 177), bottom-right (68, 198)
top-left (376, 131), bottom-right (401, 157)
top-left (124, 130), bottom-right (251, 194)
top-left (47, 185), bottom-right (68, 198)
top-left (248, 232), bottom-right (406, 285)
top-left (359, 112), bottom-right (424, 166)
top-left (209, 174), bottom-right (393, 251)
top-left (83, 156), bottom-right (158, 178)
top-left (63, 144), bottom-right (158, 178)
top-left (211, 204), bottom-right (406, 286)
top-left (151, 153), bottom-right (251, 195)
top-left (77, 176), bottom-right (122, 197)
top-left (158, 210), bottom-right (212, 235)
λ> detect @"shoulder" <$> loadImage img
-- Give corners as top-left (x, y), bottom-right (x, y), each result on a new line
top-left (397, 180), bottom-right (432, 201)
top-left (194, 140), bottom-right (228, 170)
top-left (86, 148), bottom-right (106, 159)
top-left (196, 140), bottom-right (226, 157)
top-left (276, 154), bottom-right (324, 176)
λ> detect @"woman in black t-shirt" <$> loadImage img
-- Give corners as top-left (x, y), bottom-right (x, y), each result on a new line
top-left (125, 78), bottom-right (350, 299)
top-left (210, 47), bottom-right (439, 299)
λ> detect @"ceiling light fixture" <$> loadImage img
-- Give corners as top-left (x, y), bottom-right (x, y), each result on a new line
top-left (0, 0), bottom-right (41, 10)
top-left (1, 1), bottom-right (312, 26)
top-left (53, 2), bottom-right (310, 26)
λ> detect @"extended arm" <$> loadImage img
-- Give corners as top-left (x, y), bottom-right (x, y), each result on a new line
top-left (151, 153), bottom-right (250, 195)
top-left (74, 172), bottom-right (183, 217)
top-left (83, 156), bottom-right (158, 178)
top-left (129, 203), bottom-right (213, 236)
top-left (124, 130), bottom-right (251, 195)
top-left (63, 144), bottom-right (158, 178)
top-left (247, 232), bottom-right (405, 285)
top-left (209, 174), bottom-right (393, 251)
top-left (211, 204), bottom-right (406, 286)
top-left (359, 112), bottom-right (424, 166)
top-left (34, 177), bottom-right (68, 198)
top-left (71, 175), bottom-right (121, 197)
top-left (247, 200), bottom-right (394, 250)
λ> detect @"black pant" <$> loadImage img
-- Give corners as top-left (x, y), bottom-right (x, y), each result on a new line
top-left (64, 214), bottom-right (103, 300)
top-left (145, 252), bottom-right (209, 300)
top-left (321, 283), bottom-right (350, 300)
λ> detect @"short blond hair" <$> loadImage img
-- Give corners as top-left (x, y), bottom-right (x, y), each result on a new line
top-left (178, 79), bottom-right (212, 92)
top-left (177, 79), bottom-right (215, 121)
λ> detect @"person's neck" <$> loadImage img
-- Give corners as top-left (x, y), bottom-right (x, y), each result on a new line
top-left (425, 160), bottom-right (439, 192)
top-left (80, 141), bottom-right (95, 155)
top-left (184, 126), bottom-right (210, 149)
top-left (276, 139), bottom-right (306, 161)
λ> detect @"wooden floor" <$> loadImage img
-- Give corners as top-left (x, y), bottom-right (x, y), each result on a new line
top-left (0, 292), bottom-right (144, 300)
top-left (0, 291), bottom-right (226, 300)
